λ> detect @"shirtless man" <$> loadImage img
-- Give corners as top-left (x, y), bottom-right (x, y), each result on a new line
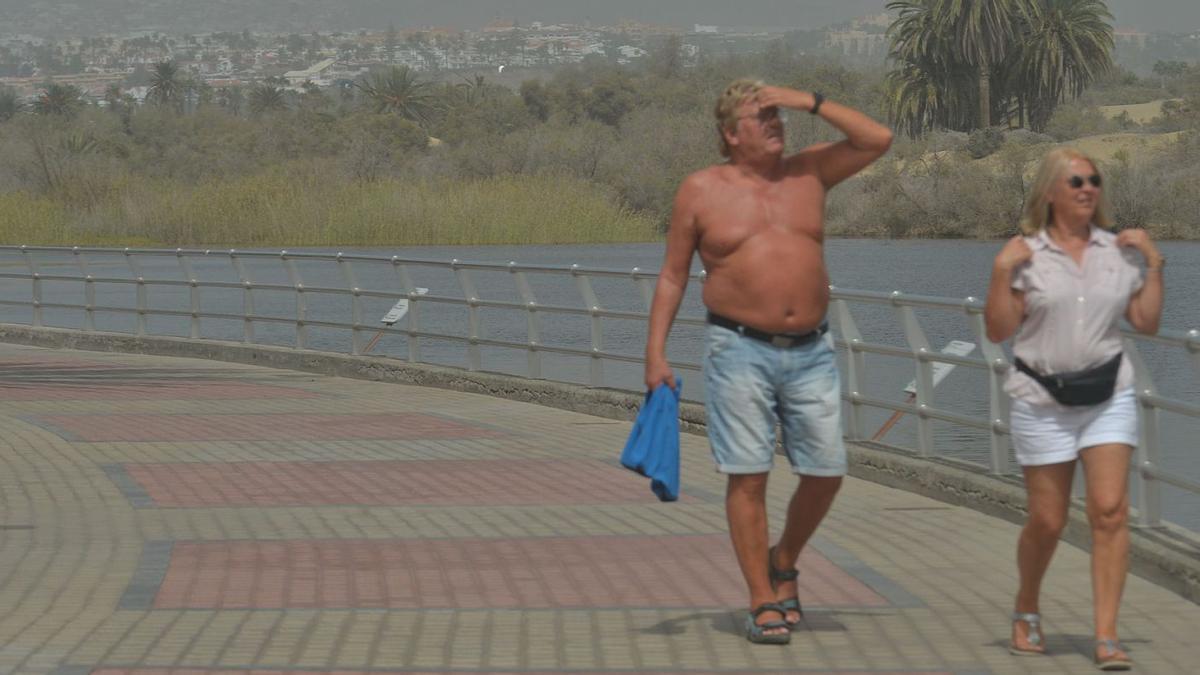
top-left (644, 80), bottom-right (892, 644)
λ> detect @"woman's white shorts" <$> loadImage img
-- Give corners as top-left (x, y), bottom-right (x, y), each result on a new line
top-left (1010, 387), bottom-right (1139, 467)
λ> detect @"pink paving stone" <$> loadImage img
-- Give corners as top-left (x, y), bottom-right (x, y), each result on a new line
top-left (32, 412), bottom-right (504, 442)
top-left (93, 667), bottom-right (950, 672)
top-left (150, 535), bottom-right (888, 610)
top-left (122, 459), bottom-right (674, 507)
top-left (91, 667), bottom-right (955, 672)
top-left (0, 379), bottom-right (321, 400)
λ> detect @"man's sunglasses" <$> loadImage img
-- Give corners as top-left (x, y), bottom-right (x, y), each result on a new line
top-left (739, 106), bottom-right (779, 123)
top-left (1068, 174), bottom-right (1102, 189)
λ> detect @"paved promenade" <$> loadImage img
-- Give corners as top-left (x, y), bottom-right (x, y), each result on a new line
top-left (0, 341), bottom-right (1197, 675)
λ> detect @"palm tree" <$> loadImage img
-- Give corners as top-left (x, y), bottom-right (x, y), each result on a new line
top-left (456, 74), bottom-right (491, 107)
top-left (147, 60), bottom-right (183, 110)
top-left (949, 0), bottom-right (1026, 129)
top-left (887, 0), bottom-right (979, 135)
top-left (248, 83), bottom-right (289, 115)
top-left (885, 0), bottom-right (1113, 135)
top-left (32, 83), bottom-right (85, 116)
top-left (886, 61), bottom-right (967, 138)
top-left (887, 0), bottom-right (1023, 130)
top-left (1018, 0), bottom-right (1114, 131)
top-left (354, 66), bottom-right (438, 125)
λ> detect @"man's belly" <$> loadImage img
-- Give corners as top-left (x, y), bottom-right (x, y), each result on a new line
top-left (702, 270), bottom-right (830, 334)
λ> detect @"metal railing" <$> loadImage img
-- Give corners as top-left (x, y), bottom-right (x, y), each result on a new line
top-left (1, 245), bottom-right (1197, 530)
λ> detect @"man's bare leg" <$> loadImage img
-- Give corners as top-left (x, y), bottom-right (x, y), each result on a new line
top-left (726, 472), bottom-right (787, 636)
top-left (770, 475), bottom-right (842, 623)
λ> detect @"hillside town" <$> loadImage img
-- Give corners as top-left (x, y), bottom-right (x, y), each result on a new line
top-left (0, 18), bottom-right (803, 103)
top-left (2, 9), bottom-right (1200, 106)
top-left (4, 12), bottom-right (1196, 106)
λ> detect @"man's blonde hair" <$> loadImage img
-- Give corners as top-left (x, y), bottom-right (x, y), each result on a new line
top-left (1019, 147), bottom-right (1114, 235)
top-left (714, 78), bottom-right (764, 158)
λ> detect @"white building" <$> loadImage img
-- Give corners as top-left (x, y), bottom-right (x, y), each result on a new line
top-left (283, 57), bottom-right (337, 86)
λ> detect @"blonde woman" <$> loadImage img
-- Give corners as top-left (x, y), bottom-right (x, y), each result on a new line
top-left (984, 147), bottom-right (1163, 670)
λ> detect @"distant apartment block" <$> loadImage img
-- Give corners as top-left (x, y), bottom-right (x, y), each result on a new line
top-left (826, 30), bottom-right (886, 57)
top-left (1114, 28), bottom-right (1149, 50)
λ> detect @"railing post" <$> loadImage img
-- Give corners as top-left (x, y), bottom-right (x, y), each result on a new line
top-left (1125, 339), bottom-right (1163, 528)
top-left (452, 260), bottom-right (482, 371)
top-left (573, 265), bottom-right (604, 387)
top-left (830, 297), bottom-right (867, 440)
top-left (177, 249), bottom-right (200, 339)
top-left (72, 247), bottom-right (95, 332)
top-left (281, 251), bottom-right (306, 350)
top-left (125, 248), bottom-right (147, 336)
top-left (511, 263), bottom-right (542, 379)
top-left (895, 294), bottom-right (935, 457)
top-left (21, 246), bottom-right (42, 328)
top-left (967, 300), bottom-right (1011, 475)
top-left (632, 267), bottom-right (655, 311)
top-left (337, 253), bottom-right (363, 355)
top-left (230, 250), bottom-right (255, 343)
top-left (1188, 329), bottom-right (1200, 376)
top-left (392, 260), bottom-right (422, 363)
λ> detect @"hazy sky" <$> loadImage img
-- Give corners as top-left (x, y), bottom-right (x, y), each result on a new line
top-left (300, 1), bottom-right (1200, 32)
top-left (345, 0), bottom-right (1200, 32)
top-left (3, 1), bottom-right (1199, 34)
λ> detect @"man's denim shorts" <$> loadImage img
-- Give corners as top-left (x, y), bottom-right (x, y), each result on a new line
top-left (703, 322), bottom-right (847, 476)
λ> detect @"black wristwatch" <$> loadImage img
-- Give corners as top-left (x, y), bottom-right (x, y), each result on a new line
top-left (810, 91), bottom-right (825, 115)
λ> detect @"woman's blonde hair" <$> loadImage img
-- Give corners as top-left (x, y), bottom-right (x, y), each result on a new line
top-left (1018, 147), bottom-right (1114, 235)
top-left (714, 78), bottom-right (764, 158)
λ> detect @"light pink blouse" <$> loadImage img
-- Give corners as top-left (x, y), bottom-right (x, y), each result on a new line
top-left (1004, 226), bottom-right (1144, 408)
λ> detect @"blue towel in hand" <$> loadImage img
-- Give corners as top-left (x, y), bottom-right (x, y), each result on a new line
top-left (620, 379), bottom-right (681, 502)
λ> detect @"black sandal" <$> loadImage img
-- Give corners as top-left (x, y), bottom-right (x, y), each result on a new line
top-left (744, 602), bottom-right (791, 644)
top-left (768, 545), bottom-right (803, 625)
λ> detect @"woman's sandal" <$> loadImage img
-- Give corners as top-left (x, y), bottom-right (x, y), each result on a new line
top-left (1094, 639), bottom-right (1132, 671)
top-left (1008, 612), bottom-right (1046, 656)
top-left (768, 545), bottom-right (803, 626)
top-left (745, 603), bottom-right (791, 645)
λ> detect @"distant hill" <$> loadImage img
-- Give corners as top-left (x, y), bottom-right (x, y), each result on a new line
top-left (0, 0), bottom-right (392, 36)
top-left (2, 1), bottom-right (1196, 40)
top-left (1, 0), bottom-right (891, 36)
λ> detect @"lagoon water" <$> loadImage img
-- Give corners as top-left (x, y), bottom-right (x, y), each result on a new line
top-left (4, 238), bottom-right (1198, 530)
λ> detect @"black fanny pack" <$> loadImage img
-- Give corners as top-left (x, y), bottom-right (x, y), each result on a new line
top-left (1013, 352), bottom-right (1122, 407)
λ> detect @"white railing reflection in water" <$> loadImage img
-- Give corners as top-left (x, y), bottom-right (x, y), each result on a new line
top-left (2, 245), bottom-right (1198, 530)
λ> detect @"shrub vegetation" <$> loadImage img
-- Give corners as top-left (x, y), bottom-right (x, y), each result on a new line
top-left (2, 46), bottom-right (1200, 246)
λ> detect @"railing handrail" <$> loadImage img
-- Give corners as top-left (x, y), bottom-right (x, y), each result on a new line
top-left (2, 245), bottom-right (1197, 531)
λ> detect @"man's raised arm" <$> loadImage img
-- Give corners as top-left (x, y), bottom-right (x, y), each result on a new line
top-left (644, 176), bottom-right (701, 391)
top-left (756, 86), bottom-right (893, 188)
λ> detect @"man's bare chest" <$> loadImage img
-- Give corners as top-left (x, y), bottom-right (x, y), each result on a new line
top-left (698, 185), bottom-right (823, 247)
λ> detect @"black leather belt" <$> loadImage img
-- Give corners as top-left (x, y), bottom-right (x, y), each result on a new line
top-left (707, 312), bottom-right (828, 348)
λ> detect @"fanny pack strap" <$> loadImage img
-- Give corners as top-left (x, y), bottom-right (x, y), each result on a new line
top-left (1013, 357), bottom-right (1053, 388)
top-left (1013, 353), bottom-right (1121, 388)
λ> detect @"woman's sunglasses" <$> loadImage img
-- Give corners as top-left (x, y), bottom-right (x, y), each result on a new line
top-left (1068, 174), bottom-right (1102, 189)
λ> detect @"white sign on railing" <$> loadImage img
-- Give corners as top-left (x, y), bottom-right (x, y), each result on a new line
top-left (379, 288), bottom-right (428, 325)
top-left (903, 339), bottom-right (976, 394)
top-left (873, 340), bottom-right (976, 442)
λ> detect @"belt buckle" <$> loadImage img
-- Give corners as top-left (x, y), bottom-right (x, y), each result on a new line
top-left (771, 335), bottom-right (793, 348)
